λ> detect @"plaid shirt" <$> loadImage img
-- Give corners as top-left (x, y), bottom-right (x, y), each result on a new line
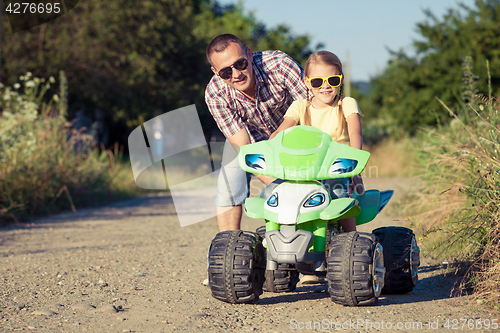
top-left (205, 50), bottom-right (307, 143)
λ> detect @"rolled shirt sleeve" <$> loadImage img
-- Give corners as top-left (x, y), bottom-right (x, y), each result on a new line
top-left (204, 86), bottom-right (246, 138)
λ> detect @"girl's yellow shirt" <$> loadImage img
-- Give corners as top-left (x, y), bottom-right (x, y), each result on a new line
top-left (283, 97), bottom-right (363, 144)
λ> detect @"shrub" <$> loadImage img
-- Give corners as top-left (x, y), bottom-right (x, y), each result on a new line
top-left (0, 73), bottom-right (141, 224)
top-left (411, 58), bottom-right (500, 309)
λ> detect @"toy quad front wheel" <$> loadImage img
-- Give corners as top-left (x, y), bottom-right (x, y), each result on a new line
top-left (372, 226), bottom-right (420, 294)
top-left (326, 232), bottom-right (385, 306)
top-left (208, 230), bottom-right (265, 304)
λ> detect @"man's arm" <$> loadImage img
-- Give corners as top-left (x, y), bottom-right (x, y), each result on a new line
top-left (269, 117), bottom-right (297, 140)
top-left (227, 128), bottom-right (276, 185)
top-left (205, 82), bottom-right (247, 141)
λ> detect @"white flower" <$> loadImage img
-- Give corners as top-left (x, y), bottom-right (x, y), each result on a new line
top-left (53, 94), bottom-right (60, 102)
top-left (13, 83), bottom-right (21, 89)
top-left (25, 80), bottom-right (35, 88)
top-left (49, 76), bottom-right (55, 84)
top-left (26, 72), bottom-right (32, 77)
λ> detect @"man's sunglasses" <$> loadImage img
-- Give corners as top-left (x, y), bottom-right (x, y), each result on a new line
top-left (306, 74), bottom-right (343, 89)
top-left (217, 58), bottom-right (249, 80)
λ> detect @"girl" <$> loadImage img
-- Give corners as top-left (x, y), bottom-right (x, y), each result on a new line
top-left (270, 50), bottom-right (364, 232)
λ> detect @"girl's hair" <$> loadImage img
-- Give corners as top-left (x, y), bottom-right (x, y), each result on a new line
top-left (304, 51), bottom-right (345, 141)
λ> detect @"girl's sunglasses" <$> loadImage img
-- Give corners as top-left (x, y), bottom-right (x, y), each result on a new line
top-left (217, 58), bottom-right (249, 80)
top-left (306, 74), bottom-right (343, 89)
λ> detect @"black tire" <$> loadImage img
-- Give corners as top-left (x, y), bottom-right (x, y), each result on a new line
top-left (256, 226), bottom-right (299, 293)
top-left (326, 232), bottom-right (385, 306)
top-left (263, 265), bottom-right (299, 293)
top-left (256, 225), bottom-right (266, 238)
top-left (372, 226), bottom-right (420, 294)
top-left (208, 230), bottom-right (265, 304)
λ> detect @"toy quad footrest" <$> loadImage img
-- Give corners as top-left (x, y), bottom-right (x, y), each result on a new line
top-left (265, 227), bottom-right (324, 264)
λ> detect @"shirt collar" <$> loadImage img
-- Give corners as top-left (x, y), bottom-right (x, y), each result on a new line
top-left (252, 60), bottom-right (265, 86)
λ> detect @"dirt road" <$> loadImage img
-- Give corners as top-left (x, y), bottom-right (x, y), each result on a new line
top-left (0, 177), bottom-right (497, 333)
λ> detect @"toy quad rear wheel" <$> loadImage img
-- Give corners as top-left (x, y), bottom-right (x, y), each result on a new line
top-left (263, 264), bottom-right (299, 292)
top-left (255, 226), bottom-right (300, 293)
top-left (372, 226), bottom-right (420, 294)
top-left (208, 230), bottom-right (265, 304)
top-left (326, 232), bottom-right (385, 306)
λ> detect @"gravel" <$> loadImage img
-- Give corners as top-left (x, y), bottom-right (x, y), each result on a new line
top-left (0, 178), bottom-right (497, 332)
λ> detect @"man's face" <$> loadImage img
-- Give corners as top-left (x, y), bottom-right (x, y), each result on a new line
top-left (210, 42), bottom-right (254, 95)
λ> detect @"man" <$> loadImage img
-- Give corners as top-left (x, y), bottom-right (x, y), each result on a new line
top-left (205, 33), bottom-right (307, 232)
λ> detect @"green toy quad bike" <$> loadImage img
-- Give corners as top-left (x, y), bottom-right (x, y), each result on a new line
top-left (208, 125), bottom-right (420, 306)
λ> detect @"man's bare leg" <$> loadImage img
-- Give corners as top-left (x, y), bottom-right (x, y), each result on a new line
top-left (216, 205), bottom-right (242, 231)
top-left (339, 217), bottom-right (356, 232)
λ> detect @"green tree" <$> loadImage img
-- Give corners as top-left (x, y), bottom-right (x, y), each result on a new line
top-left (2, 0), bottom-right (208, 143)
top-left (193, 1), bottom-right (320, 66)
top-left (365, 0), bottom-right (500, 135)
top-left (1, 0), bottom-right (318, 145)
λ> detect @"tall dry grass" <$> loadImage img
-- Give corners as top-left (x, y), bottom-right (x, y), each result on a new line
top-left (409, 58), bottom-right (500, 310)
top-left (364, 136), bottom-right (417, 178)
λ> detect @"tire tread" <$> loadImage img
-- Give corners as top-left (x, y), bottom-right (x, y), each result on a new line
top-left (208, 231), bottom-right (265, 304)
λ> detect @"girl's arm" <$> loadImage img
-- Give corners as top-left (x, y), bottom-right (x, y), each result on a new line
top-left (269, 117), bottom-right (297, 140)
top-left (346, 113), bottom-right (362, 150)
top-left (346, 113), bottom-right (365, 194)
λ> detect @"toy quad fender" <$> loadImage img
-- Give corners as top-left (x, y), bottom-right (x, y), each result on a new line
top-left (207, 126), bottom-right (420, 305)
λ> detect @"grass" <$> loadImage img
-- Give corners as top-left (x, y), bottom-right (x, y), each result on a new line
top-left (407, 58), bottom-right (500, 310)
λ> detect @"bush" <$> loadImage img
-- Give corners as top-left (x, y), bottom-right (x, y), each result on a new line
top-left (411, 58), bottom-right (500, 309)
top-left (0, 73), bottom-right (142, 224)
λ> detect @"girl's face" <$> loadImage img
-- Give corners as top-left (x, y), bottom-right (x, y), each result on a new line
top-left (305, 63), bottom-right (342, 108)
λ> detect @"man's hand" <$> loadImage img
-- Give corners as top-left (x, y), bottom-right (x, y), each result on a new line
top-left (350, 175), bottom-right (365, 195)
top-left (228, 128), bottom-right (276, 185)
top-left (269, 117), bottom-right (297, 140)
top-left (255, 174), bottom-right (276, 186)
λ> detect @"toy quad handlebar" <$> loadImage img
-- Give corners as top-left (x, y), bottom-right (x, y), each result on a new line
top-left (238, 125), bottom-right (370, 181)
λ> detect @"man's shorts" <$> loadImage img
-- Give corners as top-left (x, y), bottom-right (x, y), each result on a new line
top-left (214, 140), bottom-right (252, 207)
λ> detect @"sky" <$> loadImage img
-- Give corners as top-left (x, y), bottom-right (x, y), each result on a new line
top-left (217, 0), bottom-right (478, 82)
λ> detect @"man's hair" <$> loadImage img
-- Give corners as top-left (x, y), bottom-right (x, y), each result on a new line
top-left (206, 34), bottom-right (247, 66)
